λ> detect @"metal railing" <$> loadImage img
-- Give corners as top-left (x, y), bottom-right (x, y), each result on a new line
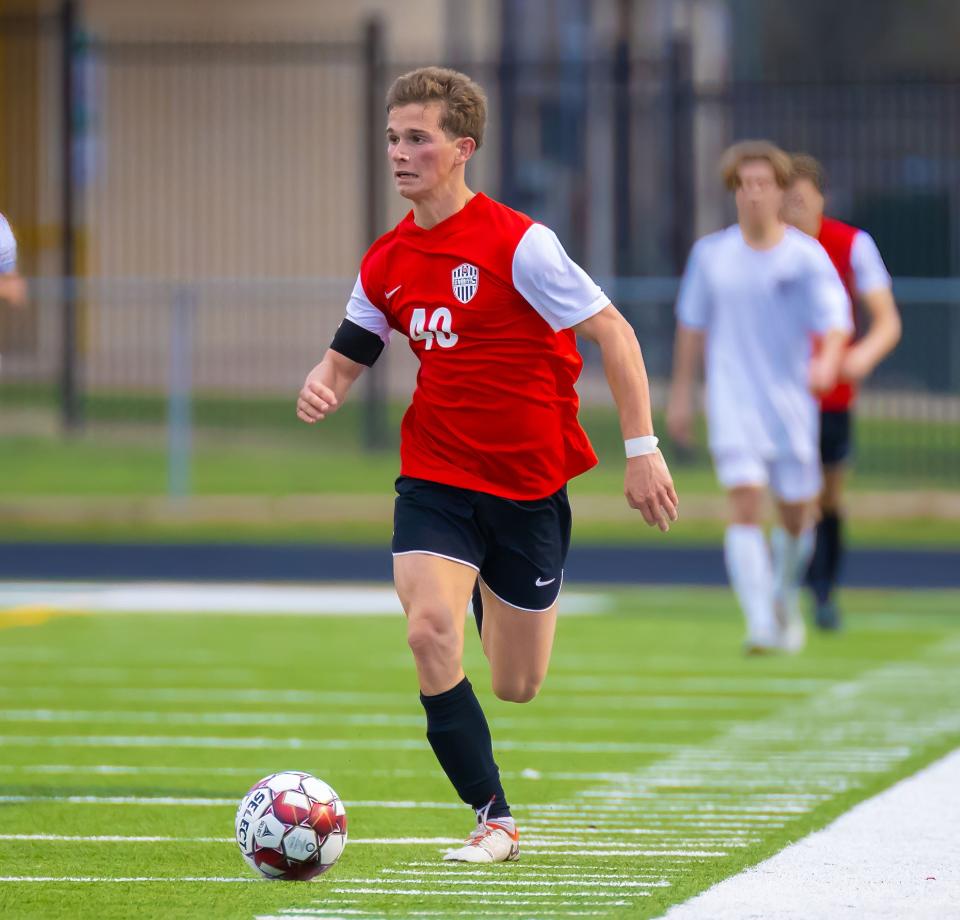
top-left (2, 276), bottom-right (958, 492)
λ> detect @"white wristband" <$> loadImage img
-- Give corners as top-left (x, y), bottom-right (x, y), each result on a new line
top-left (625, 435), bottom-right (659, 458)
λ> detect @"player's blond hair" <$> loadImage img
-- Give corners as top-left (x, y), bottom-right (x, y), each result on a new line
top-left (720, 140), bottom-right (793, 190)
top-left (386, 66), bottom-right (487, 149)
top-left (790, 152), bottom-right (826, 192)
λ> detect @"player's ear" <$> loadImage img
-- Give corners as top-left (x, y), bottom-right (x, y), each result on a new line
top-left (456, 137), bottom-right (477, 163)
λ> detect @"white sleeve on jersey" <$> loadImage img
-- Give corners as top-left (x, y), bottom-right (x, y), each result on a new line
top-left (511, 223), bottom-right (609, 331)
top-left (675, 240), bottom-right (711, 330)
top-left (850, 230), bottom-right (892, 295)
top-left (0, 213), bottom-right (17, 274)
top-left (806, 243), bottom-right (853, 335)
top-left (344, 273), bottom-right (391, 346)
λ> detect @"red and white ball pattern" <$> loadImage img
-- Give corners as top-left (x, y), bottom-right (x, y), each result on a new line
top-left (235, 771), bottom-right (347, 880)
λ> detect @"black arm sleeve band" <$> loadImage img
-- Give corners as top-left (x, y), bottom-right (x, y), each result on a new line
top-left (330, 318), bottom-right (386, 367)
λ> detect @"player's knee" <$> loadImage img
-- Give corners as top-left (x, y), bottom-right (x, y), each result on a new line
top-left (406, 609), bottom-right (458, 662)
top-left (492, 674), bottom-right (542, 704)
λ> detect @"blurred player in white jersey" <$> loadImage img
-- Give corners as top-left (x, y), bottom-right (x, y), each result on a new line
top-left (783, 154), bottom-right (901, 631)
top-left (0, 211), bottom-right (27, 374)
top-left (667, 140), bottom-right (852, 653)
top-left (0, 212), bottom-right (26, 308)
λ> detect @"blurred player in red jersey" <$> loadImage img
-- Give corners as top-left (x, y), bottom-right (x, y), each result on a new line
top-left (667, 141), bottom-right (852, 655)
top-left (296, 67), bottom-right (678, 863)
top-left (783, 154), bottom-right (902, 630)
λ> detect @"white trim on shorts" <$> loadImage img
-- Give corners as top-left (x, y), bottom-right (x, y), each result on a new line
top-left (478, 572), bottom-right (564, 614)
top-left (391, 550), bottom-right (480, 572)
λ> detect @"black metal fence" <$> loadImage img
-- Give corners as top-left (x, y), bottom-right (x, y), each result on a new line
top-left (1, 9), bottom-right (958, 488)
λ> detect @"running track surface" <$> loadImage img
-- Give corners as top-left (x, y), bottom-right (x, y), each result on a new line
top-left (1, 543), bottom-right (957, 588)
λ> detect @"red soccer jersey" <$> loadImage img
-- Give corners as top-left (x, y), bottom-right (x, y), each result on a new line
top-left (343, 193), bottom-right (608, 500)
top-left (816, 217), bottom-right (860, 411)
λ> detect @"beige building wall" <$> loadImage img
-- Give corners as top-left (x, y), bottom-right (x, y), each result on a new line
top-left (4, 1), bottom-right (500, 393)
top-left (77, 0), bottom-right (497, 281)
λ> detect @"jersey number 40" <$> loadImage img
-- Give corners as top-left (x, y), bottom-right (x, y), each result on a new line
top-left (409, 308), bottom-right (458, 351)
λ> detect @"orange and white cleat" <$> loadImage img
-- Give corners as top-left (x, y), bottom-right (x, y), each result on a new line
top-left (443, 801), bottom-right (519, 863)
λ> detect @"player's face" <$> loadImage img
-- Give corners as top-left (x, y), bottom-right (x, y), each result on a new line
top-left (386, 103), bottom-right (462, 201)
top-left (734, 160), bottom-right (784, 228)
top-left (782, 177), bottom-right (824, 236)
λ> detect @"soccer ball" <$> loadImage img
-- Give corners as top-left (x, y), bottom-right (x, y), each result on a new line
top-left (235, 771), bottom-right (347, 880)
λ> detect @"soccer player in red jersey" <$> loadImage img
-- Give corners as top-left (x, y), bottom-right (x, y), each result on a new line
top-left (296, 67), bottom-right (678, 863)
top-left (783, 154), bottom-right (902, 630)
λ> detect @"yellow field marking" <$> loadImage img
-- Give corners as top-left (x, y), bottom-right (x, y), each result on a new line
top-left (0, 606), bottom-right (61, 631)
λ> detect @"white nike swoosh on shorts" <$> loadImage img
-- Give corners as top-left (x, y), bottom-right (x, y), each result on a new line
top-left (535, 577), bottom-right (556, 587)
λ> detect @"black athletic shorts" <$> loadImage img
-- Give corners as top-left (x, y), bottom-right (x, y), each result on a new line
top-left (820, 409), bottom-right (853, 467)
top-left (392, 476), bottom-right (572, 612)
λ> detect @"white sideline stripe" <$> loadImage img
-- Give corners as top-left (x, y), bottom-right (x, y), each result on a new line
top-left (0, 581), bottom-right (603, 615)
top-left (0, 795), bottom-right (461, 809)
top-left (523, 849), bottom-right (726, 857)
top-left (0, 709), bottom-right (709, 732)
top-left (0, 686), bottom-right (778, 712)
top-left (331, 888), bottom-right (644, 900)
top-left (0, 834), bottom-right (464, 845)
top-left (655, 747), bottom-right (960, 920)
top-left (0, 876), bottom-right (257, 883)
top-left (341, 872), bottom-right (670, 897)
top-left (0, 833), bottom-right (717, 855)
top-left (0, 835), bottom-right (234, 843)
top-left (0, 734), bottom-right (679, 754)
top-left (383, 869), bottom-right (662, 880)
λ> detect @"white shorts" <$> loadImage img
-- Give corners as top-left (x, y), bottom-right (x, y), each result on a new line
top-left (712, 450), bottom-right (822, 503)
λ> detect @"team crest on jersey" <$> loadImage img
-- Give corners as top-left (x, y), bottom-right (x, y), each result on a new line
top-left (451, 263), bottom-right (479, 304)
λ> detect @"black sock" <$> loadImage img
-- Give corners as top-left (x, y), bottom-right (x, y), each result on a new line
top-left (808, 511), bottom-right (842, 604)
top-left (471, 583), bottom-right (484, 638)
top-left (420, 676), bottom-right (511, 820)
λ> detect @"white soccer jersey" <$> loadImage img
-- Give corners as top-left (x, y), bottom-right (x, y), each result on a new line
top-left (0, 213), bottom-right (16, 274)
top-left (849, 230), bottom-right (892, 295)
top-left (677, 225), bottom-right (852, 461)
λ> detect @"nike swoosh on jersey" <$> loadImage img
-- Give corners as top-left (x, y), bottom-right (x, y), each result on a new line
top-left (535, 577), bottom-right (556, 587)
top-left (385, 284), bottom-right (402, 299)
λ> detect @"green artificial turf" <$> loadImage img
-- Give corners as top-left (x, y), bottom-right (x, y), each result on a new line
top-left (1, 587), bottom-right (959, 919)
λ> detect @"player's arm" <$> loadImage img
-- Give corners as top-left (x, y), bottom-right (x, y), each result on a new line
top-left (810, 328), bottom-right (850, 394)
top-left (807, 246), bottom-right (855, 394)
top-left (0, 216), bottom-right (26, 308)
top-left (666, 324), bottom-right (703, 448)
top-left (576, 306), bottom-right (679, 532)
top-left (842, 232), bottom-right (901, 382)
top-left (666, 241), bottom-right (709, 448)
top-left (296, 345), bottom-right (366, 423)
top-left (297, 274), bottom-right (390, 424)
top-left (512, 223), bottom-right (677, 531)
top-left (0, 272), bottom-right (26, 308)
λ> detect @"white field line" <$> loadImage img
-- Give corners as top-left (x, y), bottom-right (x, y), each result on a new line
top-left (330, 888), bottom-right (640, 901)
top-left (341, 878), bottom-right (666, 890)
top-left (0, 708), bottom-right (723, 733)
top-left (655, 747), bottom-right (960, 920)
top-left (399, 864), bottom-right (668, 877)
top-left (0, 581), bottom-right (605, 616)
top-left (381, 869), bottom-right (668, 880)
top-left (0, 684), bottom-right (776, 712)
top-left (0, 833), bottom-right (728, 854)
top-left (255, 913), bottom-right (619, 919)
top-left (0, 795), bottom-right (462, 809)
top-left (0, 834), bottom-right (464, 845)
top-left (0, 876), bottom-right (257, 883)
top-left (0, 734), bottom-right (681, 754)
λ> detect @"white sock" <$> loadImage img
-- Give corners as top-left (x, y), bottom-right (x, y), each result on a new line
top-left (724, 525), bottom-right (776, 644)
top-left (770, 526), bottom-right (814, 606)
